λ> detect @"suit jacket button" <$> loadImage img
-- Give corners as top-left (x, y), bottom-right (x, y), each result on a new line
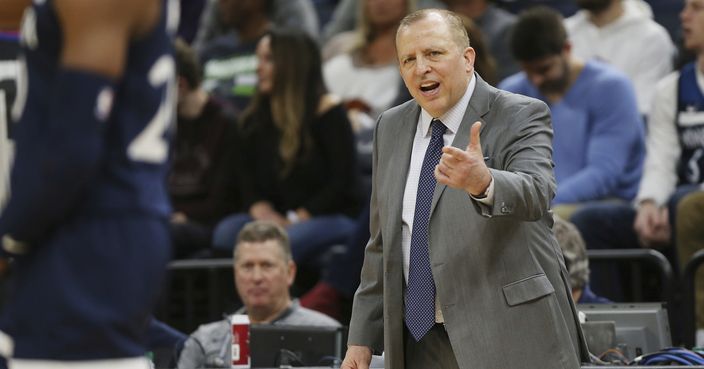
top-left (501, 205), bottom-right (509, 213)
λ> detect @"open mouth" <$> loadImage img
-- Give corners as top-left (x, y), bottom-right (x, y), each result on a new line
top-left (419, 81), bottom-right (440, 95)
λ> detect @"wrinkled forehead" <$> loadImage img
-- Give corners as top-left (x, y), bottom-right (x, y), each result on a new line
top-left (397, 22), bottom-right (457, 52)
top-left (234, 240), bottom-right (288, 263)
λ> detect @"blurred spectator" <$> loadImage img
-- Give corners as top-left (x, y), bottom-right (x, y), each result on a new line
top-left (500, 6), bottom-right (645, 220)
top-left (323, 0), bottom-right (415, 131)
top-left (212, 28), bottom-right (362, 267)
top-left (571, 0), bottom-right (704, 301)
top-left (169, 38), bottom-right (240, 259)
top-left (676, 190), bottom-right (704, 346)
top-left (178, 221), bottom-right (340, 368)
top-left (320, 0), bottom-right (442, 43)
top-left (459, 15), bottom-right (497, 86)
top-left (565, 0), bottom-right (675, 116)
top-left (553, 216), bottom-right (612, 304)
top-left (440, 0), bottom-right (519, 81)
top-left (312, 0), bottom-right (342, 31)
top-left (300, 201), bottom-right (370, 322)
top-left (193, 0), bottom-right (319, 52)
top-left (198, 0), bottom-right (273, 114)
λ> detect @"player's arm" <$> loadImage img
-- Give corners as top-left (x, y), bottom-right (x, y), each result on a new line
top-left (0, 0), bottom-right (155, 250)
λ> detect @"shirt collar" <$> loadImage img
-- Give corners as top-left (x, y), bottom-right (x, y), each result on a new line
top-left (419, 74), bottom-right (476, 137)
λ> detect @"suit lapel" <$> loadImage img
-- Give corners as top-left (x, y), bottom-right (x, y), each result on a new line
top-left (430, 75), bottom-right (494, 214)
top-left (385, 102), bottom-right (421, 267)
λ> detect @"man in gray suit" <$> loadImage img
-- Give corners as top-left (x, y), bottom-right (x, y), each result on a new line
top-left (341, 9), bottom-right (589, 369)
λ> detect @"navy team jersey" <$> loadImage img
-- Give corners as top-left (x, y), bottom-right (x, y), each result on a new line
top-left (8, 0), bottom-right (178, 223)
top-left (0, 0), bottom-right (179, 362)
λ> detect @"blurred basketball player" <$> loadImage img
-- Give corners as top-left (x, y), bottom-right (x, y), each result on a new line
top-left (0, 0), bottom-right (179, 367)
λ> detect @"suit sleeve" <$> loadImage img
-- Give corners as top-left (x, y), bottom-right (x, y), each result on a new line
top-left (347, 113), bottom-right (385, 353)
top-left (475, 96), bottom-right (557, 221)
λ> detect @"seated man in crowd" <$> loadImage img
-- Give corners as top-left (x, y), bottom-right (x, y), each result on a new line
top-left (177, 221), bottom-right (340, 368)
top-left (554, 216), bottom-right (611, 304)
top-left (170, 38), bottom-right (240, 259)
top-left (499, 6), bottom-right (645, 220)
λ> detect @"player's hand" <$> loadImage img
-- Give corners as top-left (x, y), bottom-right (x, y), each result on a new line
top-left (633, 201), bottom-right (670, 248)
top-left (341, 345), bottom-right (372, 369)
top-left (435, 121), bottom-right (492, 196)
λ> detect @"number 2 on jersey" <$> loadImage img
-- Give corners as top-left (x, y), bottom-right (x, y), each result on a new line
top-left (127, 54), bottom-right (175, 164)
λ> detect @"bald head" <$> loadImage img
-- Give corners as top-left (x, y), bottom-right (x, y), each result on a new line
top-left (396, 9), bottom-right (470, 52)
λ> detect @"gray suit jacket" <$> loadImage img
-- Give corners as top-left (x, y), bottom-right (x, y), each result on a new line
top-left (348, 76), bottom-right (590, 369)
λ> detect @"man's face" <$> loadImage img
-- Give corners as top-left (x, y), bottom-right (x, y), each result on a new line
top-left (396, 14), bottom-right (475, 118)
top-left (520, 53), bottom-right (571, 97)
top-left (682, 0), bottom-right (704, 52)
top-left (575, 0), bottom-right (613, 13)
top-left (234, 240), bottom-right (294, 314)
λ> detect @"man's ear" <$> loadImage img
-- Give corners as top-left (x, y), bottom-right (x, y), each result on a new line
top-left (286, 260), bottom-right (297, 287)
top-left (464, 46), bottom-right (476, 74)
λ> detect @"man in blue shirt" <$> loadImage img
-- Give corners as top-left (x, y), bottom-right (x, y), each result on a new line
top-left (499, 6), bottom-right (645, 219)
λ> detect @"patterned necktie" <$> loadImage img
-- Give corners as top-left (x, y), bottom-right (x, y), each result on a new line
top-left (405, 118), bottom-right (447, 342)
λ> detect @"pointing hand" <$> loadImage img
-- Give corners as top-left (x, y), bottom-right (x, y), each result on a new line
top-left (434, 121), bottom-right (492, 196)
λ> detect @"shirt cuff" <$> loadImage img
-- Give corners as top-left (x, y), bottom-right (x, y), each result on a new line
top-left (470, 176), bottom-right (494, 205)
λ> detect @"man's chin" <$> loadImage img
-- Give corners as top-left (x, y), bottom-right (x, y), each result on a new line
top-left (538, 86), bottom-right (565, 97)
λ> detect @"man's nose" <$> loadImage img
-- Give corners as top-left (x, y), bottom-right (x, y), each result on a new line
top-left (415, 57), bottom-right (430, 75)
top-left (251, 266), bottom-right (264, 280)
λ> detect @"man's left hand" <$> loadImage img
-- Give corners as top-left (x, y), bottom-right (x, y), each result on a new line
top-left (435, 121), bottom-right (492, 196)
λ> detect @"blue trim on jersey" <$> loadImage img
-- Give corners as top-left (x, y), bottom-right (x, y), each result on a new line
top-left (0, 32), bottom-right (19, 42)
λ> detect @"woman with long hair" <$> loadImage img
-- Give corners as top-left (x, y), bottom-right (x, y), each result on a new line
top-left (212, 28), bottom-right (362, 265)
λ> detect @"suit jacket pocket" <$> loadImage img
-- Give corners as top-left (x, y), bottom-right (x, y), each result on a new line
top-left (502, 274), bottom-right (555, 307)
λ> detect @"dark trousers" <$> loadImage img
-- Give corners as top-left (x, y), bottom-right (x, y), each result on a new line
top-left (404, 323), bottom-right (460, 369)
